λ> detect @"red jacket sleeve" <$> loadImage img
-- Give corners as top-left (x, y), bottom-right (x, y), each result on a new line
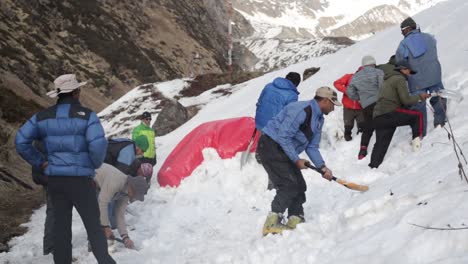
top-left (333, 74), bottom-right (353, 93)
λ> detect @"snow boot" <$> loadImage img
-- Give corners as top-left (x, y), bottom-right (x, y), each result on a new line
top-left (412, 137), bottom-right (421, 152)
top-left (358, 146), bottom-right (368, 160)
top-left (262, 212), bottom-right (290, 236)
top-left (344, 127), bottom-right (352, 141)
top-left (286, 215), bottom-right (305, 229)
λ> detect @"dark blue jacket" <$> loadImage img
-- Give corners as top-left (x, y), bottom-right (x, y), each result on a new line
top-left (104, 138), bottom-right (140, 176)
top-left (255, 77), bottom-right (299, 129)
top-left (15, 97), bottom-right (108, 177)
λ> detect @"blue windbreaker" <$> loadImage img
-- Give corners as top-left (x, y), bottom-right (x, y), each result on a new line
top-left (262, 100), bottom-right (325, 167)
top-left (396, 29), bottom-right (443, 92)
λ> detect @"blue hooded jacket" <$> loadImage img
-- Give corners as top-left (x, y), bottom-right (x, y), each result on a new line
top-left (262, 100), bottom-right (325, 167)
top-left (15, 97), bottom-right (108, 177)
top-left (255, 77), bottom-right (299, 129)
top-left (396, 29), bottom-right (443, 92)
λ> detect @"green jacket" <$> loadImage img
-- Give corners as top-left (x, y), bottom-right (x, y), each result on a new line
top-left (373, 69), bottom-right (421, 118)
top-left (132, 123), bottom-right (156, 159)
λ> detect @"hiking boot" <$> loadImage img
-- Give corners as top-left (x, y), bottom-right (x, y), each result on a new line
top-left (412, 137), bottom-right (421, 152)
top-left (344, 127), bottom-right (352, 141)
top-left (286, 215), bottom-right (305, 229)
top-left (358, 146), bottom-right (367, 160)
top-left (262, 212), bottom-right (291, 236)
top-left (344, 133), bottom-right (352, 141)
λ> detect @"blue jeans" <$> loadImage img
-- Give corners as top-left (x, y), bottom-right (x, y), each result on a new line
top-left (410, 82), bottom-right (447, 135)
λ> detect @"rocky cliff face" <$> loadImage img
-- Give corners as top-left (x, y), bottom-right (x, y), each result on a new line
top-left (0, 0), bottom-right (234, 110)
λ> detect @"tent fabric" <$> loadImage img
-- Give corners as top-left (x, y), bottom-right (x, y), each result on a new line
top-left (157, 117), bottom-right (260, 187)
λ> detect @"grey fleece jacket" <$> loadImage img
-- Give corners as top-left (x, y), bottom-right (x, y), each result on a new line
top-left (347, 66), bottom-right (384, 108)
top-left (95, 163), bottom-right (129, 238)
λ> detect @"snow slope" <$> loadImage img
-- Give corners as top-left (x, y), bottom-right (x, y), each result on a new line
top-left (2, 0), bottom-right (468, 263)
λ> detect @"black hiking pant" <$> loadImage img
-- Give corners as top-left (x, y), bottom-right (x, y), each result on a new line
top-left (358, 103), bottom-right (376, 147)
top-left (343, 108), bottom-right (364, 136)
top-left (140, 156), bottom-right (157, 166)
top-left (48, 176), bottom-right (116, 264)
top-left (44, 187), bottom-right (54, 255)
top-left (257, 134), bottom-right (306, 217)
top-left (369, 108), bottom-right (423, 168)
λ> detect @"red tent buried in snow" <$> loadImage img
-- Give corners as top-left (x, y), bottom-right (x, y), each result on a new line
top-left (157, 117), bottom-right (260, 187)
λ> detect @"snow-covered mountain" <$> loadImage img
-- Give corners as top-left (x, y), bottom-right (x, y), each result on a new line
top-left (2, 0), bottom-right (468, 263)
top-left (233, 0), bottom-right (448, 40)
top-left (233, 0), bottom-right (447, 71)
top-left (241, 37), bottom-right (354, 71)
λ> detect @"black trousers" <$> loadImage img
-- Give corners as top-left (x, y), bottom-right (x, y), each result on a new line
top-left (358, 103), bottom-right (376, 147)
top-left (43, 187), bottom-right (54, 255)
top-left (257, 135), bottom-right (306, 217)
top-left (140, 156), bottom-right (157, 166)
top-left (369, 109), bottom-right (423, 168)
top-left (48, 177), bottom-right (116, 264)
top-left (343, 108), bottom-right (364, 135)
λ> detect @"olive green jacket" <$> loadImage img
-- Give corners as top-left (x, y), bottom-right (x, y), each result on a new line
top-left (373, 70), bottom-right (421, 118)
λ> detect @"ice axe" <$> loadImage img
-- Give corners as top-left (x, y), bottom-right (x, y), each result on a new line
top-left (240, 128), bottom-right (257, 169)
top-left (305, 162), bottom-right (369, 192)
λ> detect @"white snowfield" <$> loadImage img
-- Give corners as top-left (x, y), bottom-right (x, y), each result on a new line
top-left (2, 0), bottom-right (468, 263)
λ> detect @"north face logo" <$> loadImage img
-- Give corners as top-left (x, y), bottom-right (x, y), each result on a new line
top-left (77, 111), bottom-right (85, 116)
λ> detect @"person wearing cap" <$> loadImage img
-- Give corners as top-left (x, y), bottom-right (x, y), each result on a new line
top-left (369, 62), bottom-right (431, 168)
top-left (15, 74), bottom-right (115, 263)
top-left (132, 111), bottom-right (157, 165)
top-left (255, 72), bottom-right (301, 130)
top-left (104, 136), bottom-right (149, 176)
top-left (396, 17), bottom-right (446, 133)
top-left (347, 55), bottom-right (384, 160)
top-left (334, 67), bottom-right (364, 141)
top-left (258, 86), bottom-right (341, 236)
top-left (95, 163), bottom-right (149, 249)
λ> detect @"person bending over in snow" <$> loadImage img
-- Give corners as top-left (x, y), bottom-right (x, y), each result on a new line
top-left (369, 61), bottom-right (430, 168)
top-left (257, 86), bottom-right (340, 236)
top-left (95, 163), bottom-right (150, 249)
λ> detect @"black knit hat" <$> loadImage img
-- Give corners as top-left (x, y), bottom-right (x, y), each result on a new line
top-left (400, 17), bottom-right (417, 29)
top-left (141, 111), bottom-right (151, 120)
top-left (285, 72), bottom-right (301, 87)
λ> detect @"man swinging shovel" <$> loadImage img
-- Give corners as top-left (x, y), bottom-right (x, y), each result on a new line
top-left (257, 87), bottom-right (368, 236)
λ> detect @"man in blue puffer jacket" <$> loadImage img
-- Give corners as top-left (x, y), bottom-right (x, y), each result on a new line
top-left (255, 72), bottom-right (301, 130)
top-left (258, 86), bottom-right (340, 236)
top-left (396, 17), bottom-right (446, 134)
top-left (15, 74), bottom-right (115, 264)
